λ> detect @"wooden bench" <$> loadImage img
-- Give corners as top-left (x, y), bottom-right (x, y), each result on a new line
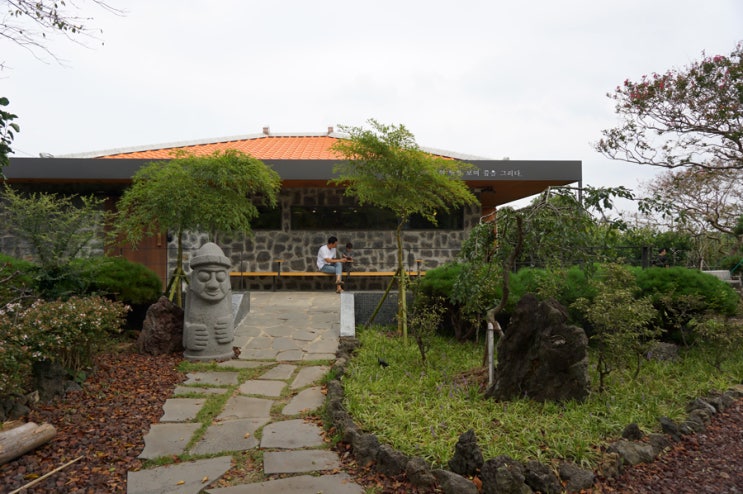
top-left (230, 260), bottom-right (425, 291)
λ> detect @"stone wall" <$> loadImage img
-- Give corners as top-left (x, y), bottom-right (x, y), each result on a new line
top-left (173, 188), bottom-right (480, 290)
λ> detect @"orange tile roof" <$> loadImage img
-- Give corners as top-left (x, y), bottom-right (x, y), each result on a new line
top-left (101, 135), bottom-right (344, 160)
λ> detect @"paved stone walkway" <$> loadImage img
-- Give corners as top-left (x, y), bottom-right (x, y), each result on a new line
top-left (127, 291), bottom-right (363, 494)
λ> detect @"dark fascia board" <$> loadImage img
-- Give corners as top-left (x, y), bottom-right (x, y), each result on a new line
top-left (4, 157), bottom-right (581, 183)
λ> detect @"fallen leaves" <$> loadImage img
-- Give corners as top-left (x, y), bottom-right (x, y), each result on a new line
top-left (0, 348), bottom-right (185, 494)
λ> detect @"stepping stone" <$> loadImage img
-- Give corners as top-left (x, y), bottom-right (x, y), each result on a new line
top-left (264, 325), bottom-right (293, 337)
top-left (260, 419), bottom-right (324, 449)
top-left (205, 473), bottom-right (363, 494)
top-left (160, 398), bottom-right (206, 422)
top-left (245, 336), bottom-right (273, 349)
top-left (306, 338), bottom-right (339, 355)
top-left (127, 455), bottom-right (232, 494)
top-left (263, 450), bottom-right (340, 474)
top-left (190, 417), bottom-right (269, 455)
top-left (276, 349), bottom-right (303, 361)
top-left (218, 360), bottom-right (271, 369)
top-left (293, 329), bottom-right (319, 341)
top-left (173, 386), bottom-right (229, 396)
top-left (239, 348), bottom-right (279, 360)
top-left (305, 352), bottom-right (336, 361)
top-left (184, 372), bottom-right (239, 386)
top-left (216, 396), bottom-right (273, 422)
top-left (291, 366), bottom-right (329, 389)
top-left (138, 423), bottom-right (201, 459)
top-left (273, 337), bottom-right (300, 351)
top-left (258, 364), bottom-right (296, 380)
top-left (238, 380), bottom-right (285, 397)
top-left (283, 386), bottom-right (324, 416)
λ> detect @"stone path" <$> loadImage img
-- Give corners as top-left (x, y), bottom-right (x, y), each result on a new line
top-left (127, 292), bottom-right (363, 494)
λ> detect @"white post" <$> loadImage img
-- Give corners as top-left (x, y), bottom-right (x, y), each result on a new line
top-left (487, 322), bottom-right (494, 387)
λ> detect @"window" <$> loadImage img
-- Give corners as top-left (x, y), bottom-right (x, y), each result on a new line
top-left (252, 205), bottom-right (282, 230)
top-left (290, 206), bottom-right (463, 230)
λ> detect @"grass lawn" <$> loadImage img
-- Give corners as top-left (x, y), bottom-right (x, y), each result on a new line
top-left (342, 327), bottom-right (743, 469)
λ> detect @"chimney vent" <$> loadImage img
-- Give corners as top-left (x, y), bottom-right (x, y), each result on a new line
top-left (327, 126), bottom-right (334, 135)
top-left (262, 126), bottom-right (270, 135)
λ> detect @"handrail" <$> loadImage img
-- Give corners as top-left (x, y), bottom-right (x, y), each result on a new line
top-left (731, 258), bottom-right (743, 276)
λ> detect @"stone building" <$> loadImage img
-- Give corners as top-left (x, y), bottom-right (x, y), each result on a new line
top-left (2, 127), bottom-right (581, 290)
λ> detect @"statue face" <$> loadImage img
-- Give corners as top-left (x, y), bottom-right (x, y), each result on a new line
top-left (191, 266), bottom-right (230, 302)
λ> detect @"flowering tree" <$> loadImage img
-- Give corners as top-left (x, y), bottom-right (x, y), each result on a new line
top-left (597, 43), bottom-right (743, 172)
top-left (597, 42), bottom-right (743, 244)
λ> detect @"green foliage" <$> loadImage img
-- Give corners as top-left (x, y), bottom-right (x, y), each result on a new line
top-left (0, 97), bottom-right (19, 174)
top-left (331, 120), bottom-right (477, 226)
top-left (0, 253), bottom-right (35, 305)
top-left (420, 263), bottom-right (597, 337)
top-left (0, 295), bottom-right (129, 395)
top-left (689, 312), bottom-right (743, 370)
top-left (70, 256), bottom-right (162, 305)
top-left (408, 296), bottom-right (446, 364)
top-left (720, 254), bottom-right (743, 274)
top-left (497, 187), bottom-right (632, 270)
top-left (331, 119), bottom-right (478, 342)
top-left (572, 264), bottom-right (660, 391)
top-left (1, 184), bottom-right (107, 271)
top-left (115, 150), bottom-right (281, 246)
top-left (630, 266), bottom-right (740, 317)
top-left (509, 266), bottom-right (597, 322)
top-left (343, 328), bottom-right (743, 468)
top-left (419, 262), bottom-right (463, 299)
top-left (114, 150), bottom-right (281, 305)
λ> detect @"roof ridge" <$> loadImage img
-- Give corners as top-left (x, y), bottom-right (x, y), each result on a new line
top-left (56, 131), bottom-right (492, 160)
top-left (58, 132), bottom-right (351, 159)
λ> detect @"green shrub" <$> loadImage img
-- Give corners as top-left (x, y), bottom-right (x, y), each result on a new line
top-left (419, 262), bottom-right (463, 299)
top-left (630, 266), bottom-right (739, 317)
top-left (0, 333), bottom-right (32, 396)
top-left (71, 256), bottom-right (162, 305)
top-left (0, 253), bottom-right (36, 305)
top-left (0, 295), bottom-right (129, 395)
top-left (689, 313), bottom-right (743, 371)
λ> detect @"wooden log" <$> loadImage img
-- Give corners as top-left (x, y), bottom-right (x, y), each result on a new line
top-left (0, 421), bottom-right (57, 465)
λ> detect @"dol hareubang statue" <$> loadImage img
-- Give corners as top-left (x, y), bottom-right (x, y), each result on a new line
top-left (183, 242), bottom-right (235, 361)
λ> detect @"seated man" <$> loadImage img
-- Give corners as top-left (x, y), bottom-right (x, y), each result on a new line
top-left (317, 236), bottom-right (348, 293)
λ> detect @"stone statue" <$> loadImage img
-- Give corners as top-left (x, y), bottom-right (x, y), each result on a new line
top-left (183, 242), bottom-right (235, 361)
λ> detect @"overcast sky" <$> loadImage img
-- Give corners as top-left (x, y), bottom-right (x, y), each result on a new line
top-left (3, 0), bottom-right (742, 209)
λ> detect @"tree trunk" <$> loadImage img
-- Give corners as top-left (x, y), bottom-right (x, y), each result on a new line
top-left (0, 422), bottom-right (57, 465)
top-left (395, 221), bottom-right (408, 344)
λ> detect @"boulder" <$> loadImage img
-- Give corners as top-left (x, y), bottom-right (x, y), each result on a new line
top-left (481, 455), bottom-right (532, 494)
top-left (448, 429), bottom-right (484, 477)
top-left (621, 423), bottom-right (644, 440)
top-left (432, 469), bottom-right (479, 494)
top-left (137, 296), bottom-right (184, 355)
top-left (607, 439), bottom-right (656, 466)
top-left (524, 460), bottom-right (561, 494)
top-left (32, 360), bottom-right (69, 402)
top-left (558, 462), bottom-right (595, 492)
top-left (406, 457), bottom-right (436, 489)
top-left (487, 294), bottom-right (589, 403)
top-left (376, 444), bottom-right (408, 476)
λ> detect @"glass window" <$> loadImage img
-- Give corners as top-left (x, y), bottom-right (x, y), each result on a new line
top-left (290, 206), bottom-right (463, 230)
top-left (252, 205), bottom-right (282, 230)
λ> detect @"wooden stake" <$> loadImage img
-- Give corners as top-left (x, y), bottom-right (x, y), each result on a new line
top-left (8, 455), bottom-right (84, 494)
